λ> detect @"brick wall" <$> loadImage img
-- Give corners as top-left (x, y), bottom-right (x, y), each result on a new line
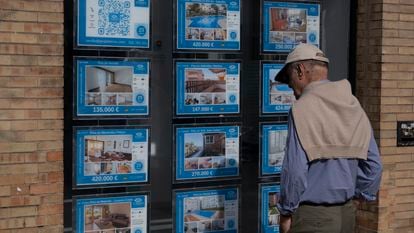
top-left (0, 0), bottom-right (64, 232)
top-left (357, 0), bottom-right (414, 232)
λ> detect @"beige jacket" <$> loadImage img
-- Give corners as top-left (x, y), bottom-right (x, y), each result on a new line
top-left (292, 79), bottom-right (371, 162)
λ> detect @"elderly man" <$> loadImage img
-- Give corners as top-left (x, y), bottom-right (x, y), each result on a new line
top-left (274, 44), bottom-right (382, 233)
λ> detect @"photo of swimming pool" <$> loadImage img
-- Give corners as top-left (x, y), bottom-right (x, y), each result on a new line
top-left (177, 0), bottom-right (240, 50)
top-left (188, 16), bottom-right (226, 28)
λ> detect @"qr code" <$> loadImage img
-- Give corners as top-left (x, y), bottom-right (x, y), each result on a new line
top-left (98, 0), bottom-right (131, 36)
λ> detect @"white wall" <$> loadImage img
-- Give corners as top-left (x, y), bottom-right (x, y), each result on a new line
top-left (86, 67), bottom-right (108, 91)
top-left (114, 68), bottom-right (133, 86)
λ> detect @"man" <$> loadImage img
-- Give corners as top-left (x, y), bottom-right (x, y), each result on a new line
top-left (274, 43), bottom-right (382, 233)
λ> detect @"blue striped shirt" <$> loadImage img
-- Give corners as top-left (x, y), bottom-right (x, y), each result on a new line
top-left (277, 112), bottom-right (383, 216)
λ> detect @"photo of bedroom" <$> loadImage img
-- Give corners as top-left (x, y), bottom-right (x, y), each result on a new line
top-left (85, 66), bottom-right (134, 106)
top-left (84, 134), bottom-right (133, 176)
top-left (84, 202), bottom-right (131, 232)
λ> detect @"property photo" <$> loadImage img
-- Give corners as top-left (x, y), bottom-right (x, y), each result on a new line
top-left (84, 202), bottom-right (131, 232)
top-left (184, 132), bottom-right (226, 171)
top-left (185, 3), bottom-right (227, 41)
top-left (184, 67), bottom-right (228, 106)
top-left (269, 8), bottom-right (307, 32)
top-left (85, 66), bottom-right (133, 106)
top-left (183, 195), bottom-right (225, 232)
top-left (268, 69), bottom-right (294, 105)
top-left (84, 135), bottom-right (133, 175)
top-left (267, 192), bottom-right (280, 226)
top-left (184, 132), bottom-right (225, 158)
top-left (267, 130), bottom-right (287, 167)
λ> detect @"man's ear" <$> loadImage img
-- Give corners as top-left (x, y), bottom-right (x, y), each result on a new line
top-left (296, 65), bottom-right (303, 77)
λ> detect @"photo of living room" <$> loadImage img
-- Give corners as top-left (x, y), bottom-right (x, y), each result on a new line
top-left (269, 7), bottom-right (307, 44)
top-left (84, 134), bottom-right (133, 176)
top-left (85, 65), bottom-right (134, 106)
top-left (184, 68), bottom-right (227, 106)
top-left (184, 132), bottom-right (226, 171)
top-left (183, 195), bottom-right (225, 233)
top-left (84, 202), bottom-right (131, 233)
top-left (267, 192), bottom-right (280, 226)
top-left (267, 130), bottom-right (287, 167)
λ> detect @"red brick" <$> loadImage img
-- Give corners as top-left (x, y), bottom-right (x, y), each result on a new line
top-left (46, 151), bottom-right (62, 162)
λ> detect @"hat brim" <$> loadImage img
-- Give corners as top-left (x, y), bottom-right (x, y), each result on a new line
top-left (274, 64), bottom-right (290, 84)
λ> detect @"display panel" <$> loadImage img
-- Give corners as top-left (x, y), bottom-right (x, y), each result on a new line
top-left (77, 0), bottom-right (150, 48)
top-left (74, 194), bottom-right (148, 233)
top-left (260, 184), bottom-right (280, 233)
top-left (176, 0), bottom-right (241, 50)
top-left (262, 1), bottom-right (320, 52)
top-left (74, 127), bottom-right (149, 186)
top-left (76, 59), bottom-right (150, 117)
top-left (175, 187), bottom-right (239, 233)
top-left (262, 63), bottom-right (294, 114)
top-left (175, 125), bottom-right (240, 181)
top-left (176, 61), bottom-right (240, 116)
top-left (261, 124), bottom-right (287, 176)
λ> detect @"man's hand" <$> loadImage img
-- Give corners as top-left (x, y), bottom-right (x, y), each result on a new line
top-left (279, 214), bottom-right (292, 233)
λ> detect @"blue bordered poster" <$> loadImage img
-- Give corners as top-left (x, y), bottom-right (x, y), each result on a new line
top-left (175, 187), bottom-right (239, 233)
top-left (176, 0), bottom-right (241, 50)
top-left (176, 62), bottom-right (240, 116)
top-left (77, 0), bottom-right (150, 48)
top-left (261, 124), bottom-right (287, 175)
top-left (76, 59), bottom-right (149, 116)
top-left (75, 194), bottom-right (148, 233)
top-left (260, 184), bottom-right (280, 233)
top-left (262, 63), bottom-right (294, 114)
top-left (75, 128), bottom-right (149, 186)
top-left (176, 125), bottom-right (239, 180)
top-left (262, 1), bottom-right (320, 52)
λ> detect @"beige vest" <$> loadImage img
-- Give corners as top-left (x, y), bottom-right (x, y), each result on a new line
top-left (292, 79), bottom-right (371, 162)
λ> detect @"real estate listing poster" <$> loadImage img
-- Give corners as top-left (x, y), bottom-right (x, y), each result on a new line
top-left (176, 0), bottom-right (241, 50)
top-left (76, 59), bottom-right (149, 117)
top-left (176, 62), bottom-right (240, 116)
top-left (74, 127), bottom-right (149, 186)
top-left (77, 0), bottom-right (150, 48)
top-left (262, 1), bottom-right (320, 52)
top-left (175, 125), bottom-right (240, 180)
top-left (262, 63), bottom-right (294, 114)
top-left (260, 184), bottom-right (280, 233)
top-left (261, 124), bottom-right (287, 176)
top-left (175, 187), bottom-right (239, 233)
top-left (75, 194), bottom-right (148, 233)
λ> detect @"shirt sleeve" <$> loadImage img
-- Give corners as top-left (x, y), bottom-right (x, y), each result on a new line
top-left (276, 111), bottom-right (309, 216)
top-left (355, 131), bottom-right (383, 201)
